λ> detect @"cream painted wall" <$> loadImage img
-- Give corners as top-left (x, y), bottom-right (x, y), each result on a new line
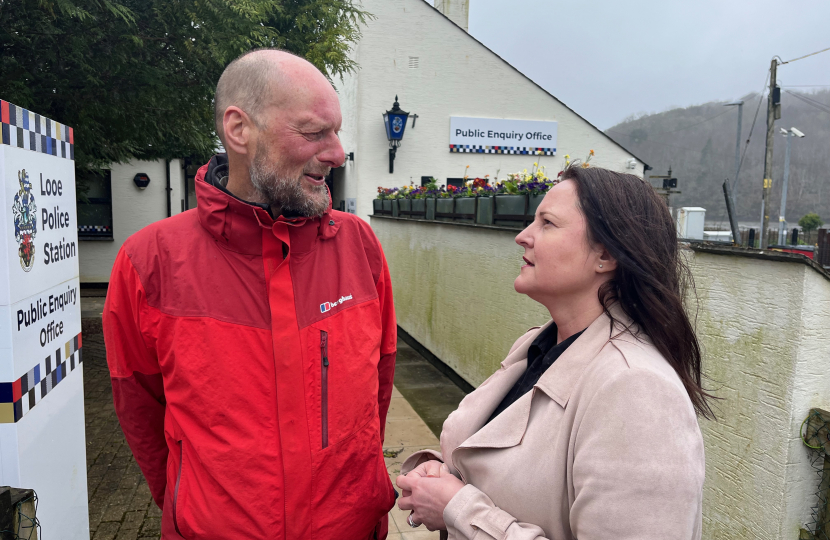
top-left (372, 217), bottom-right (830, 539)
top-left (341, 0), bottom-right (643, 221)
top-left (79, 159), bottom-right (185, 282)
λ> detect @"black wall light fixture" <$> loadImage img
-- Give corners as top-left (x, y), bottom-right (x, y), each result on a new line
top-left (133, 173), bottom-right (151, 189)
top-left (382, 96), bottom-right (413, 174)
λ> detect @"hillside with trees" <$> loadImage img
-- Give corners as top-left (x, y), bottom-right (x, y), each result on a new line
top-left (606, 89), bottom-right (830, 225)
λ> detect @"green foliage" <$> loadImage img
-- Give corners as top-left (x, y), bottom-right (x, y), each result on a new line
top-left (798, 212), bottom-right (823, 234)
top-left (0, 0), bottom-right (370, 173)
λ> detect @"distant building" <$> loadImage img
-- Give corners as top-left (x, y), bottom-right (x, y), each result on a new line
top-left (77, 0), bottom-right (646, 284)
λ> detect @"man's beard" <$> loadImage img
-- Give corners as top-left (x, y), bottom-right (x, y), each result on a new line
top-left (249, 144), bottom-right (330, 218)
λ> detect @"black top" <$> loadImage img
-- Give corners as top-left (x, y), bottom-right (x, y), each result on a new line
top-left (485, 324), bottom-right (585, 425)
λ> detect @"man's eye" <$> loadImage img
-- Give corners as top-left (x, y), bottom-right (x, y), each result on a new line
top-left (305, 131), bottom-right (324, 140)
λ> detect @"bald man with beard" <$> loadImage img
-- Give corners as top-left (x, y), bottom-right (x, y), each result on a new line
top-left (103, 49), bottom-right (398, 540)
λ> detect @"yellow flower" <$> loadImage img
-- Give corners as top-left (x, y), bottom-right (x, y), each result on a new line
top-left (533, 162), bottom-right (538, 167)
top-left (564, 154), bottom-right (570, 159)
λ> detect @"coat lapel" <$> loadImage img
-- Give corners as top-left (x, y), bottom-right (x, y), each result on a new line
top-left (440, 322), bottom-right (553, 457)
top-left (451, 307), bottom-right (635, 458)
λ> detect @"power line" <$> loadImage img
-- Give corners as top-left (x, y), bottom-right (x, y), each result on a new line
top-left (780, 46), bottom-right (830, 65)
top-left (785, 90), bottom-right (830, 114)
top-left (787, 90), bottom-right (830, 110)
top-left (660, 109), bottom-right (732, 134)
top-left (733, 75), bottom-right (768, 195)
top-left (782, 84), bottom-right (830, 88)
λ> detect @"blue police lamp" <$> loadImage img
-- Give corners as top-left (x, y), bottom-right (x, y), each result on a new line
top-left (382, 96), bottom-right (410, 174)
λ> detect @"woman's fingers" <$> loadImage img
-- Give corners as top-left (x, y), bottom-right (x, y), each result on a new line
top-left (396, 473), bottom-right (417, 491)
top-left (397, 494), bottom-right (414, 511)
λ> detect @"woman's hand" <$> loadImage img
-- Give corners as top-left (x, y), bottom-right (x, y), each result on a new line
top-left (396, 463), bottom-right (465, 531)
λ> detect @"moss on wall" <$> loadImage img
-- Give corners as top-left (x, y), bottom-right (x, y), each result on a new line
top-left (374, 220), bottom-right (830, 539)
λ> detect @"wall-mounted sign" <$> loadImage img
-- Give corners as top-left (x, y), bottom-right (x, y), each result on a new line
top-left (449, 117), bottom-right (557, 156)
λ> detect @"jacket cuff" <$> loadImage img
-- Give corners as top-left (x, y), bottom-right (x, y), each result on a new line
top-left (400, 449), bottom-right (443, 475)
top-left (444, 485), bottom-right (519, 540)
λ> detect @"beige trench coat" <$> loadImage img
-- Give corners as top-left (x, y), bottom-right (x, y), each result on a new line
top-left (402, 308), bottom-right (705, 540)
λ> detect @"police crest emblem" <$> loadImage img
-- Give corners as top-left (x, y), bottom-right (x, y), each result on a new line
top-left (12, 169), bottom-right (38, 272)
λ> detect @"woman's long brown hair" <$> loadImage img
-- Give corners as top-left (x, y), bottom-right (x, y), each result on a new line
top-left (561, 166), bottom-right (714, 419)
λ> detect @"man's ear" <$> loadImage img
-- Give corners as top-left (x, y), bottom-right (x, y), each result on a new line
top-left (223, 106), bottom-right (254, 155)
top-left (597, 246), bottom-right (618, 274)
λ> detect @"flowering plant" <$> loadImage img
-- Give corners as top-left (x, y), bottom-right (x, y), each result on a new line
top-left (441, 185), bottom-right (458, 198)
top-left (557, 149), bottom-right (595, 178)
top-left (376, 186), bottom-right (400, 200)
top-left (497, 162), bottom-right (554, 196)
top-left (459, 176), bottom-right (496, 198)
top-left (414, 177), bottom-right (442, 199)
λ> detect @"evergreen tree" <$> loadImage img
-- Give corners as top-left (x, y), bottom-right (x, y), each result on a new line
top-left (0, 0), bottom-right (369, 172)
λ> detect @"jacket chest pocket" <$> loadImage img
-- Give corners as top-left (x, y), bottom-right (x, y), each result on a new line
top-left (310, 323), bottom-right (379, 450)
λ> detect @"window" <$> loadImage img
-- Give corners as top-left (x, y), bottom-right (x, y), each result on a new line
top-left (77, 169), bottom-right (113, 240)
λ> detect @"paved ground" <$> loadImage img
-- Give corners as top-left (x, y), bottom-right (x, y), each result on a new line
top-left (82, 296), bottom-right (467, 539)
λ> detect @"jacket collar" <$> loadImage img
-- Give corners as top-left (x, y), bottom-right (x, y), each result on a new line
top-left (194, 155), bottom-right (340, 255)
top-left (452, 305), bottom-right (636, 456)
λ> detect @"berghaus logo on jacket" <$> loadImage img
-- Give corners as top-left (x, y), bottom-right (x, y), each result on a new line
top-left (320, 295), bottom-right (353, 313)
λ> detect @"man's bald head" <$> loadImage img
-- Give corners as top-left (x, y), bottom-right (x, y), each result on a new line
top-left (214, 48), bottom-right (326, 144)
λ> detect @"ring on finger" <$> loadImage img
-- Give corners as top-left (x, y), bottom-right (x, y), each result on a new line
top-left (407, 513), bottom-right (420, 528)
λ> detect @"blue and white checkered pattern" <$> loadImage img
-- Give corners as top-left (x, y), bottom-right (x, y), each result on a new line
top-left (1, 99), bottom-right (74, 160)
top-left (0, 334), bottom-right (82, 423)
top-left (449, 144), bottom-right (556, 156)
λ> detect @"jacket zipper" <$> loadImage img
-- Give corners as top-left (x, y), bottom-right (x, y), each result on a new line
top-left (321, 331), bottom-right (329, 449)
top-left (173, 441), bottom-right (183, 535)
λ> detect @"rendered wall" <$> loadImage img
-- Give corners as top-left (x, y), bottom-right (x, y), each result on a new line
top-left (372, 217), bottom-right (830, 539)
top-left (342, 0), bottom-right (644, 222)
top-left (79, 158), bottom-right (185, 282)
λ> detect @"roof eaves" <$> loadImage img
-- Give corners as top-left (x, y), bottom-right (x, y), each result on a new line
top-left (420, 0), bottom-right (650, 171)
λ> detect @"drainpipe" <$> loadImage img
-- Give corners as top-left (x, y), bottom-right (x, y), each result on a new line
top-left (183, 158), bottom-right (190, 211)
top-left (165, 159), bottom-right (172, 217)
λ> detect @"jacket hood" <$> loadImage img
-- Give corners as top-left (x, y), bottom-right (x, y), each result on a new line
top-left (194, 154), bottom-right (339, 254)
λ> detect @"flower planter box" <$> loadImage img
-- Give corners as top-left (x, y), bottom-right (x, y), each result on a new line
top-left (399, 198), bottom-right (427, 219)
top-left (454, 197), bottom-right (476, 223)
top-left (494, 195), bottom-right (529, 228)
top-left (398, 199), bottom-right (412, 218)
top-left (476, 196), bottom-right (495, 225)
top-left (425, 198), bottom-right (436, 221)
top-left (381, 199), bottom-right (399, 217)
top-left (436, 198), bottom-right (455, 222)
top-left (374, 199), bottom-right (393, 216)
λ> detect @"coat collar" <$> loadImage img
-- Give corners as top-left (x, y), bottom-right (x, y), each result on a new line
top-left (194, 156), bottom-right (340, 255)
top-left (452, 305), bottom-right (636, 457)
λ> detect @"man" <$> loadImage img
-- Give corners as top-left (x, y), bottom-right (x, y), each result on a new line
top-left (103, 49), bottom-right (397, 540)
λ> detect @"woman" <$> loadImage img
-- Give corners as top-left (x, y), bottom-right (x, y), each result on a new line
top-left (396, 166), bottom-right (710, 540)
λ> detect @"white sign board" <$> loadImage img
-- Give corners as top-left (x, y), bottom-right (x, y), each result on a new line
top-left (449, 117), bottom-right (558, 156)
top-left (0, 99), bottom-right (89, 540)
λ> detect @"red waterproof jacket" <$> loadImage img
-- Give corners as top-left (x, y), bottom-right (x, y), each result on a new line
top-left (103, 155), bottom-right (397, 539)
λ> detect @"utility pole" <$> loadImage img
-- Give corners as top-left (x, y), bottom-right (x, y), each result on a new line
top-left (760, 59), bottom-right (781, 248)
top-left (778, 127), bottom-right (805, 244)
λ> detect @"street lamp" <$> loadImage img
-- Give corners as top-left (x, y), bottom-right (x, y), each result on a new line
top-left (382, 96), bottom-right (410, 174)
top-left (778, 127), bottom-right (805, 245)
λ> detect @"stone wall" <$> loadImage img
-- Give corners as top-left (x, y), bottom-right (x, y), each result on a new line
top-left (372, 216), bottom-right (830, 539)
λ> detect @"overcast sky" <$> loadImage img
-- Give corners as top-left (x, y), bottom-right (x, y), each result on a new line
top-left (437, 0), bottom-right (830, 130)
